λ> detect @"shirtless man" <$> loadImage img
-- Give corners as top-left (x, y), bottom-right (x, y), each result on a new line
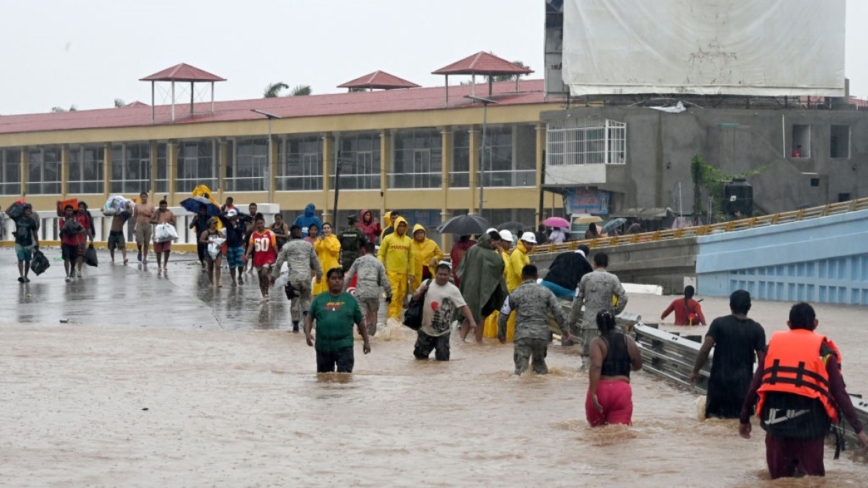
top-left (105, 201), bottom-right (132, 264)
top-left (133, 192), bottom-right (156, 265)
top-left (153, 199), bottom-right (176, 274)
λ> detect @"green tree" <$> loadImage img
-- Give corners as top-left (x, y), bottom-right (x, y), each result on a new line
top-left (114, 98), bottom-right (125, 108)
top-left (290, 85), bottom-right (312, 96)
top-left (263, 82), bottom-right (289, 98)
top-left (491, 60), bottom-right (528, 82)
top-left (51, 105), bottom-right (77, 113)
top-left (691, 154), bottom-right (767, 219)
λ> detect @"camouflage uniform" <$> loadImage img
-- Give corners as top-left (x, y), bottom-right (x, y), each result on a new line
top-left (498, 279), bottom-right (568, 375)
top-left (338, 227), bottom-right (366, 272)
top-left (570, 268), bottom-right (628, 361)
top-left (344, 254), bottom-right (392, 336)
top-left (271, 239), bottom-right (323, 323)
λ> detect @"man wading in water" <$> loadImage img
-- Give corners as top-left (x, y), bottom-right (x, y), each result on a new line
top-left (305, 267), bottom-right (370, 373)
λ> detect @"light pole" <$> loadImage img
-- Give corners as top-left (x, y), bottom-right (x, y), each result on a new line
top-left (251, 109), bottom-right (281, 203)
top-left (465, 95), bottom-right (497, 214)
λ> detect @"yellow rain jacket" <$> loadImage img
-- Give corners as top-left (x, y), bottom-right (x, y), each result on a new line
top-left (378, 216), bottom-right (415, 319)
top-left (381, 211), bottom-right (395, 239)
top-left (410, 224), bottom-right (444, 291)
top-left (313, 233), bottom-right (341, 295)
top-left (483, 247), bottom-right (514, 339)
top-left (506, 241), bottom-right (530, 292)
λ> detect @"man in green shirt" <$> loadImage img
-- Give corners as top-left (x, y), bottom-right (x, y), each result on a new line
top-left (305, 267), bottom-right (370, 373)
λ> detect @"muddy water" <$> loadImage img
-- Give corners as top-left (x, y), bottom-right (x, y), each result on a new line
top-left (1, 250), bottom-right (867, 486)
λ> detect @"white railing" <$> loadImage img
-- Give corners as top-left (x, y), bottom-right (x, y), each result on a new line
top-left (388, 172), bottom-right (442, 189)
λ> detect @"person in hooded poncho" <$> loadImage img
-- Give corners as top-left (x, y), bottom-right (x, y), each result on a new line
top-left (410, 224), bottom-right (444, 292)
top-left (294, 203), bottom-right (323, 238)
top-left (456, 231), bottom-right (507, 342)
top-left (358, 209), bottom-right (381, 244)
top-left (380, 210), bottom-right (399, 239)
top-left (378, 216), bottom-right (415, 320)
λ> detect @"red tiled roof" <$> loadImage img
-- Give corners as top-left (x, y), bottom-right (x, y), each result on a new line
top-left (338, 71), bottom-right (420, 90)
top-left (0, 80), bottom-right (557, 136)
top-left (432, 52), bottom-right (534, 76)
top-left (140, 63), bottom-right (226, 82)
top-left (123, 101), bottom-right (149, 108)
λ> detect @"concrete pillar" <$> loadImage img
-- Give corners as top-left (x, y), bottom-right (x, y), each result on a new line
top-left (535, 122), bottom-right (546, 227)
top-left (218, 139), bottom-right (228, 202)
top-left (20, 148), bottom-right (28, 197)
top-left (380, 129), bottom-right (390, 221)
top-left (60, 145), bottom-right (69, 199)
top-left (103, 143), bottom-right (112, 199)
top-left (167, 140), bottom-right (177, 205)
top-left (468, 126), bottom-right (480, 214)
top-left (149, 141), bottom-right (157, 195)
top-left (440, 126), bottom-right (453, 250)
top-left (322, 132), bottom-right (333, 222)
top-left (269, 135), bottom-right (278, 203)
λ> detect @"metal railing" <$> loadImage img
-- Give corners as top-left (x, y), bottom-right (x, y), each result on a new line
top-left (532, 198), bottom-right (868, 256)
top-left (633, 323), bottom-right (868, 452)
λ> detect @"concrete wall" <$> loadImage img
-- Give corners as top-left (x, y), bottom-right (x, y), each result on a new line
top-left (542, 107), bottom-right (868, 214)
top-left (697, 209), bottom-right (868, 305)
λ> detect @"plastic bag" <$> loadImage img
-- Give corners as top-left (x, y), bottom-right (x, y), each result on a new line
top-left (31, 249), bottom-right (50, 276)
top-left (84, 244), bottom-right (98, 267)
top-left (61, 218), bottom-right (84, 237)
top-left (154, 223), bottom-right (179, 243)
top-left (207, 236), bottom-right (226, 260)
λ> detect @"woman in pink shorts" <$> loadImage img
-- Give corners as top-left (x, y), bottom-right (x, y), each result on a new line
top-left (586, 309), bottom-right (643, 427)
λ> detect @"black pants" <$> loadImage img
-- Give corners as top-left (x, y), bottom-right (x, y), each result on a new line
top-left (316, 347), bottom-right (354, 373)
top-left (197, 242), bottom-right (207, 263)
top-left (414, 330), bottom-right (450, 361)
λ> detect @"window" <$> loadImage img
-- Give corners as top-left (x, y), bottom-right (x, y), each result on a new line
top-left (546, 119), bottom-right (626, 166)
top-left (0, 148), bottom-right (21, 195)
top-left (226, 138), bottom-right (268, 192)
top-left (278, 135), bottom-right (322, 191)
top-left (838, 193), bottom-right (851, 202)
top-left (331, 132), bottom-right (381, 190)
top-left (27, 147), bottom-right (61, 194)
top-left (451, 128), bottom-right (470, 187)
top-left (176, 140), bottom-right (216, 193)
top-left (483, 124), bottom-right (536, 188)
top-left (792, 125), bottom-right (810, 158)
top-left (391, 129), bottom-right (442, 189)
top-left (111, 143), bottom-right (151, 194)
top-left (830, 125), bottom-right (850, 159)
top-left (68, 146), bottom-right (105, 194)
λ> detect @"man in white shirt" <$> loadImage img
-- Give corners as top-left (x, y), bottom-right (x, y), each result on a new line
top-left (410, 263), bottom-right (476, 361)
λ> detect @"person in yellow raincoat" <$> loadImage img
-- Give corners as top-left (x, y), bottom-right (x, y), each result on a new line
top-left (483, 229), bottom-right (514, 339)
top-left (410, 224), bottom-right (444, 292)
top-left (378, 216), bottom-right (415, 320)
top-left (502, 232), bottom-right (537, 341)
top-left (313, 221), bottom-right (341, 295)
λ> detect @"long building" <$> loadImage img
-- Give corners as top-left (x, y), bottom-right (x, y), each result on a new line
top-left (0, 61), bottom-right (566, 244)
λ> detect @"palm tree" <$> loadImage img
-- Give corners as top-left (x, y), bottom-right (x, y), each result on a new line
top-left (263, 82), bottom-right (289, 98)
top-left (290, 85), bottom-right (312, 96)
top-left (114, 98), bottom-right (125, 108)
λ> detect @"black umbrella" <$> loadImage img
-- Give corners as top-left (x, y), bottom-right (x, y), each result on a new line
top-left (437, 213), bottom-right (491, 235)
top-left (497, 221), bottom-right (525, 234)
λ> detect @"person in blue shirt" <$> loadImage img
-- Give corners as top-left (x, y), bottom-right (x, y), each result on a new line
top-left (294, 203), bottom-right (323, 239)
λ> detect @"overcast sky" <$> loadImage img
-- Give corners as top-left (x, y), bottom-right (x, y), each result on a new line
top-left (0, 0), bottom-right (865, 115)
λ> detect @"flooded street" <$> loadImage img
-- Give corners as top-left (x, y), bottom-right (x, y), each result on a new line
top-left (1, 249), bottom-right (867, 486)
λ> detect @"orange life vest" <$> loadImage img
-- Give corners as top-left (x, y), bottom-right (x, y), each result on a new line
top-left (756, 329), bottom-right (839, 423)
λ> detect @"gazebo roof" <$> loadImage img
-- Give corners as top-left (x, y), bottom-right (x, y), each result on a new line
top-left (140, 63), bottom-right (226, 82)
top-left (338, 70), bottom-right (420, 90)
top-left (432, 52), bottom-right (534, 76)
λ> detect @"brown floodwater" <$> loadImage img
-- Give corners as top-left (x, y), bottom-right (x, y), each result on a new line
top-left (1, 252), bottom-right (866, 486)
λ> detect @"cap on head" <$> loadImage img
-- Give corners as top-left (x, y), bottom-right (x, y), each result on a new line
top-left (520, 232), bottom-right (537, 244)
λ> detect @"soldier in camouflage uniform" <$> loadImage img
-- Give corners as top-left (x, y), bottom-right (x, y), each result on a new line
top-left (344, 241), bottom-right (392, 336)
top-left (569, 251), bottom-right (628, 366)
top-left (270, 225), bottom-right (323, 333)
top-left (338, 215), bottom-right (367, 272)
top-left (498, 264), bottom-right (568, 375)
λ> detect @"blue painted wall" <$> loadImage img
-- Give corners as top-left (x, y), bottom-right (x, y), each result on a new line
top-left (696, 209), bottom-right (868, 305)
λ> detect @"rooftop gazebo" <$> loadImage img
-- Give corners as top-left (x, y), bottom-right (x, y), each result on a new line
top-left (337, 70), bottom-right (420, 92)
top-left (140, 63), bottom-right (226, 122)
top-left (432, 51), bottom-right (533, 104)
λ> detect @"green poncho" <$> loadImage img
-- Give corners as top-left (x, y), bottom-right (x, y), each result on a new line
top-left (456, 234), bottom-right (507, 323)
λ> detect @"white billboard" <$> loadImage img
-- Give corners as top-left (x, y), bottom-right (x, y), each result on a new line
top-left (562, 0), bottom-right (846, 97)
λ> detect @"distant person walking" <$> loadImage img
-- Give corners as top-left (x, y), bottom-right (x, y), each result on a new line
top-left (217, 209), bottom-right (248, 287)
top-left (661, 285), bottom-right (706, 326)
top-left (739, 302), bottom-right (868, 479)
top-left (358, 209), bottom-right (381, 245)
top-left (246, 214), bottom-right (278, 301)
top-left (337, 215), bottom-right (366, 272)
top-left (153, 199), bottom-right (176, 274)
top-left (410, 224), bottom-right (444, 292)
top-left (7, 203), bottom-right (40, 283)
top-left (304, 268), bottom-right (370, 373)
top-left (200, 217), bottom-right (225, 288)
top-left (304, 223), bottom-right (319, 245)
top-left (449, 235), bottom-right (476, 287)
top-left (586, 309), bottom-right (642, 427)
top-left (271, 213), bottom-right (289, 252)
top-left (294, 203), bottom-right (322, 239)
top-left (313, 222), bottom-right (341, 295)
top-left (271, 225), bottom-right (323, 333)
top-left (456, 230), bottom-right (505, 342)
top-left (189, 205), bottom-right (211, 272)
top-left (105, 201), bottom-right (132, 265)
top-left (584, 223), bottom-right (600, 239)
top-left (548, 227), bottom-right (566, 244)
top-left (570, 252), bottom-right (628, 366)
top-left (498, 264), bottom-right (567, 375)
top-left (412, 263), bottom-right (475, 361)
top-left (58, 203), bottom-right (87, 282)
top-left (344, 242), bottom-right (391, 337)
top-left (133, 192), bottom-right (155, 265)
top-left (378, 216), bottom-right (414, 321)
top-left (689, 290), bottom-right (765, 419)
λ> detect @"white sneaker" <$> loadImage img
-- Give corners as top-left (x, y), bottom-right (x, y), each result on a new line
top-left (65, 276), bottom-right (72, 283)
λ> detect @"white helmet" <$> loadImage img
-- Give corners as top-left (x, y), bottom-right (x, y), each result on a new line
top-left (498, 229), bottom-right (514, 244)
top-left (520, 232), bottom-right (538, 244)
